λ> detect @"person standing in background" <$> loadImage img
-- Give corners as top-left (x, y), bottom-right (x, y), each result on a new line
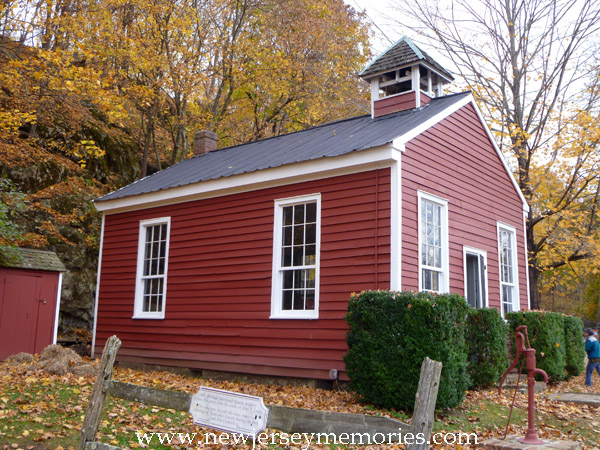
top-left (584, 328), bottom-right (600, 387)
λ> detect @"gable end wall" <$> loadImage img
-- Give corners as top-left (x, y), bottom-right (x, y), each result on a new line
top-left (401, 103), bottom-right (528, 310)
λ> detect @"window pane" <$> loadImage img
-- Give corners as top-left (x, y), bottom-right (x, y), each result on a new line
top-left (431, 271), bottom-right (439, 291)
top-left (283, 270), bottom-right (293, 289)
top-left (294, 204), bottom-right (304, 224)
top-left (283, 206), bottom-right (293, 226)
top-left (293, 290), bottom-right (304, 310)
top-left (305, 224), bottom-right (316, 244)
top-left (293, 225), bottom-right (304, 245)
top-left (434, 247), bottom-right (441, 268)
top-left (305, 291), bottom-right (315, 310)
top-left (282, 290), bottom-right (293, 310)
top-left (292, 246), bottom-right (303, 266)
top-left (305, 203), bottom-right (316, 223)
top-left (423, 269), bottom-right (431, 290)
top-left (294, 269), bottom-right (304, 289)
top-left (307, 268), bottom-right (316, 288)
top-left (305, 245), bottom-right (316, 265)
top-left (283, 226), bottom-right (292, 246)
top-left (282, 247), bottom-right (292, 266)
top-left (502, 285), bottom-right (513, 314)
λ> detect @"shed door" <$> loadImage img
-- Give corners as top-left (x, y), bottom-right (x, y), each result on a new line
top-left (0, 271), bottom-right (57, 360)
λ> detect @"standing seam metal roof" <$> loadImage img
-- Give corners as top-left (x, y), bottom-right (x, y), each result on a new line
top-left (97, 92), bottom-right (471, 203)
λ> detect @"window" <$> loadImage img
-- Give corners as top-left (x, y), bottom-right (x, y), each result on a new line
top-left (497, 223), bottom-right (519, 315)
top-left (418, 191), bottom-right (449, 293)
top-left (134, 217), bottom-right (171, 319)
top-left (271, 194), bottom-right (321, 319)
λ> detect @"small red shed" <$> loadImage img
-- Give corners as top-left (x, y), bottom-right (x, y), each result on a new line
top-left (0, 248), bottom-right (66, 360)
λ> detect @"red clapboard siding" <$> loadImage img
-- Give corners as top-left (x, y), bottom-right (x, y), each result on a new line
top-left (401, 103), bottom-right (527, 311)
top-left (95, 169), bottom-right (391, 380)
top-left (374, 92), bottom-right (417, 117)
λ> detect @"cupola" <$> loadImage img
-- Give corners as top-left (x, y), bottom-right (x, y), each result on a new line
top-left (360, 37), bottom-right (454, 118)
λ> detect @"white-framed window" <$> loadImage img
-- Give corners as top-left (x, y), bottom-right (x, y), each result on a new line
top-left (497, 223), bottom-right (519, 316)
top-left (133, 217), bottom-right (171, 319)
top-left (418, 191), bottom-right (449, 293)
top-left (463, 246), bottom-right (488, 309)
top-left (271, 193), bottom-right (321, 319)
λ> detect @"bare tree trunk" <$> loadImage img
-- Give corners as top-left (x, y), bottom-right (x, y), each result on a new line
top-left (140, 113), bottom-right (154, 178)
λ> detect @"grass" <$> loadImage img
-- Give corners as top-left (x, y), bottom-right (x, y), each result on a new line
top-left (1, 362), bottom-right (599, 450)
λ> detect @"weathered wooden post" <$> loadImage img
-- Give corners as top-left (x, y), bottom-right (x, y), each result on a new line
top-left (407, 357), bottom-right (442, 450)
top-left (79, 335), bottom-right (121, 450)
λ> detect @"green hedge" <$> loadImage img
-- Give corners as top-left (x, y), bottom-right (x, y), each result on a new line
top-left (563, 315), bottom-right (585, 378)
top-left (344, 290), bottom-right (470, 410)
top-left (465, 308), bottom-right (508, 388)
top-left (505, 311), bottom-right (566, 382)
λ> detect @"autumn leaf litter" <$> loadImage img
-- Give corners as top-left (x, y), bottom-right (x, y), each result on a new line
top-left (1, 351), bottom-right (600, 450)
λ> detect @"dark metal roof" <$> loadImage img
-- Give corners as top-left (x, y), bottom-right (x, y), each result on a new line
top-left (359, 36), bottom-right (454, 81)
top-left (0, 248), bottom-right (66, 272)
top-left (97, 92), bottom-right (471, 203)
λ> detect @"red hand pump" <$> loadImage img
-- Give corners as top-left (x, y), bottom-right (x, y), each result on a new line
top-left (498, 325), bottom-right (549, 445)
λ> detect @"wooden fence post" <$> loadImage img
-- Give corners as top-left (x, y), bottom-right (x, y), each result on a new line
top-left (79, 335), bottom-right (121, 450)
top-left (407, 357), bottom-right (442, 450)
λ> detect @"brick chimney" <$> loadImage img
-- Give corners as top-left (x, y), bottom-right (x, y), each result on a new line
top-left (194, 130), bottom-right (218, 156)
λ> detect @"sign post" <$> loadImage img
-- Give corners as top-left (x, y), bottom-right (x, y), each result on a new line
top-left (189, 386), bottom-right (269, 437)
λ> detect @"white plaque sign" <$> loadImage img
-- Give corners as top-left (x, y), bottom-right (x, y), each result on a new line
top-left (189, 386), bottom-right (269, 437)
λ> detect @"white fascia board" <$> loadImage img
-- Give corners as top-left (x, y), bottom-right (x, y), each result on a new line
top-left (96, 145), bottom-right (400, 214)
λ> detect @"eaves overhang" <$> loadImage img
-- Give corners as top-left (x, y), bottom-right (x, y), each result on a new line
top-left (94, 144), bottom-right (401, 214)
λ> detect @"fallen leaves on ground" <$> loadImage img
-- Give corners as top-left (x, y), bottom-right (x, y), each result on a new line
top-left (1, 357), bottom-right (599, 449)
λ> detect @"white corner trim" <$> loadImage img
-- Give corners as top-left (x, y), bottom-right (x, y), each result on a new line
top-left (469, 101), bottom-right (530, 213)
top-left (52, 272), bottom-right (63, 345)
top-left (390, 154), bottom-right (402, 291)
top-left (95, 146), bottom-right (397, 214)
top-left (91, 213), bottom-right (105, 358)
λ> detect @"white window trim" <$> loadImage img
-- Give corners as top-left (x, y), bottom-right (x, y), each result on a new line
top-left (497, 222), bottom-right (520, 317)
top-left (417, 191), bottom-right (449, 293)
top-left (270, 193), bottom-right (321, 319)
top-left (133, 217), bottom-right (171, 319)
top-left (462, 246), bottom-right (489, 308)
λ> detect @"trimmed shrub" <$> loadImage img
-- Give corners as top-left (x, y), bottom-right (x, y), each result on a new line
top-left (505, 311), bottom-right (566, 382)
top-left (563, 315), bottom-right (585, 378)
top-left (344, 290), bottom-right (470, 410)
top-left (466, 308), bottom-right (508, 388)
